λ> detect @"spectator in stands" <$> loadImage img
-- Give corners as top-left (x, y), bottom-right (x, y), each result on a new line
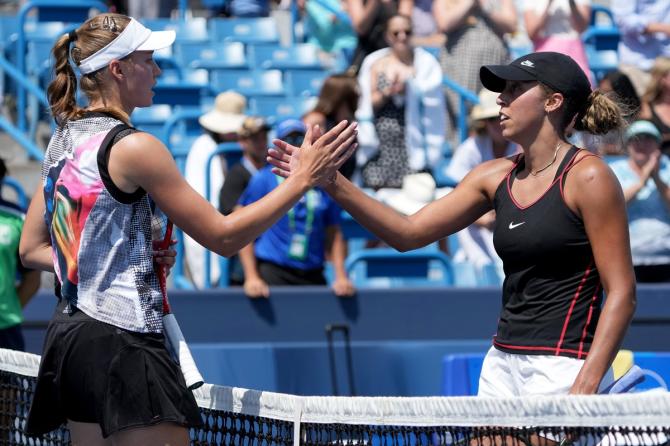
top-left (523, 0), bottom-right (592, 84)
top-left (612, 0), bottom-right (670, 96)
top-left (609, 121), bottom-right (670, 283)
top-left (303, 73), bottom-right (360, 179)
top-left (356, 14), bottom-right (446, 189)
top-left (219, 116), bottom-right (271, 286)
top-left (445, 88), bottom-right (518, 278)
top-left (219, 116), bottom-right (271, 215)
top-left (237, 119), bottom-right (355, 298)
top-left (433, 0), bottom-right (517, 147)
top-left (639, 57), bottom-right (670, 154)
top-left (127, 0), bottom-right (176, 18)
top-left (270, 52), bottom-right (634, 396)
top-left (582, 70), bottom-right (641, 156)
top-left (184, 90), bottom-right (247, 288)
top-left (297, 0), bottom-right (358, 69)
top-left (410, 0), bottom-right (444, 47)
top-left (343, 0), bottom-right (413, 74)
top-left (0, 158), bottom-right (40, 351)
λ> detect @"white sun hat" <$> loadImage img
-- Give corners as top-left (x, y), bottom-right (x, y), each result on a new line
top-left (199, 91), bottom-right (248, 135)
top-left (470, 89), bottom-right (500, 121)
top-left (78, 17), bottom-right (176, 75)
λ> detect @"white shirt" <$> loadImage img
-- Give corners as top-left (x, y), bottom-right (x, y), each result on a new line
top-left (523, 0), bottom-right (591, 40)
top-left (183, 133), bottom-right (224, 288)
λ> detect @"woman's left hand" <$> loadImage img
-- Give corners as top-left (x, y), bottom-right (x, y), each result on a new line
top-left (153, 239), bottom-right (177, 276)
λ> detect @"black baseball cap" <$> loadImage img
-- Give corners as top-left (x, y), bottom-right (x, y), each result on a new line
top-left (480, 52), bottom-right (591, 106)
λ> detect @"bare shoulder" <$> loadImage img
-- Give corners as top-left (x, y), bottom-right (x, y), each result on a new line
top-left (569, 151), bottom-right (617, 186)
top-left (108, 130), bottom-right (173, 179)
top-left (114, 130), bottom-right (164, 151)
top-left (460, 155), bottom-right (518, 199)
top-left (565, 150), bottom-right (623, 207)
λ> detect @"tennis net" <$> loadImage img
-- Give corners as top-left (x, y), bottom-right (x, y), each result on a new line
top-left (1, 348), bottom-right (669, 445)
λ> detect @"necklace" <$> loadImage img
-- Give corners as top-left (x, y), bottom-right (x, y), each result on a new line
top-left (530, 143), bottom-right (563, 177)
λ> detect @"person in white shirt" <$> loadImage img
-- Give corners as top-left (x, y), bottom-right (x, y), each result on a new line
top-left (184, 90), bottom-right (247, 288)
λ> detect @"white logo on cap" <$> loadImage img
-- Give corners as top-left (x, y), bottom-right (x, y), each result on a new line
top-left (520, 60), bottom-right (534, 68)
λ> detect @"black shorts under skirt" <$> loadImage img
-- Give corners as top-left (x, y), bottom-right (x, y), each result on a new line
top-left (26, 299), bottom-right (203, 438)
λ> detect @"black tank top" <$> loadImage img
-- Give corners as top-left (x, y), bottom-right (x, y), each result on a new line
top-left (491, 146), bottom-right (602, 359)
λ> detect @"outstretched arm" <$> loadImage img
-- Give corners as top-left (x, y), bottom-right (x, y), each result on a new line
top-left (268, 140), bottom-right (504, 252)
top-left (112, 121), bottom-right (357, 258)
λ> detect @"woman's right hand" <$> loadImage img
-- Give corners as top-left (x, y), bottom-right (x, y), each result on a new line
top-left (270, 120), bottom-right (358, 187)
top-left (244, 276), bottom-right (270, 299)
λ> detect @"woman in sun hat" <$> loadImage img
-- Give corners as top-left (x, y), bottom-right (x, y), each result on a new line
top-left (184, 90), bottom-right (247, 288)
top-left (609, 120), bottom-right (670, 283)
top-left (19, 13), bottom-right (357, 444)
top-left (270, 51), bottom-right (634, 396)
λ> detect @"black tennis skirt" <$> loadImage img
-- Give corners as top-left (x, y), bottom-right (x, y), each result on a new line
top-left (26, 298), bottom-right (203, 438)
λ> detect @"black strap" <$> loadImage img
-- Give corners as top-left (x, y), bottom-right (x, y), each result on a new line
top-left (96, 123), bottom-right (146, 204)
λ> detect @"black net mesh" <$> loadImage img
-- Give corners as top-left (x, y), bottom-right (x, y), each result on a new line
top-left (1, 349), bottom-right (670, 446)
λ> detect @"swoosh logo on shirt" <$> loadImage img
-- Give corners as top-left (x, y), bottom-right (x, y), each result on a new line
top-left (508, 221), bottom-right (525, 229)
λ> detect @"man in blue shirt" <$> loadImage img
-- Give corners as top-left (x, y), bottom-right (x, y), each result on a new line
top-left (237, 119), bottom-right (355, 298)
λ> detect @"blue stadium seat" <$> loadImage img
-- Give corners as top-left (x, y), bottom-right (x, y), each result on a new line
top-left (201, 0), bottom-right (227, 8)
top-left (211, 69), bottom-right (284, 97)
top-left (1, 177), bottom-right (29, 211)
top-left (209, 17), bottom-right (279, 44)
top-left (154, 69), bottom-right (212, 106)
top-left (345, 248), bottom-right (455, 287)
top-left (249, 96), bottom-right (316, 122)
top-left (154, 54), bottom-right (183, 79)
top-left (285, 69), bottom-right (329, 97)
top-left (584, 46), bottom-right (619, 82)
top-left (432, 157), bottom-right (458, 188)
top-left (174, 41), bottom-right (248, 70)
top-left (582, 5), bottom-right (620, 81)
top-left (143, 18), bottom-right (209, 43)
top-left (442, 352), bottom-right (485, 396)
top-left (249, 43), bottom-right (323, 70)
top-left (131, 105), bottom-right (173, 139)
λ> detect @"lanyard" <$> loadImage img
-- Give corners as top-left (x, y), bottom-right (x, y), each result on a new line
top-left (276, 176), bottom-right (317, 235)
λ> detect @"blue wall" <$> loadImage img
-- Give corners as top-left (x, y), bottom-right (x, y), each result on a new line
top-left (22, 285), bottom-right (670, 396)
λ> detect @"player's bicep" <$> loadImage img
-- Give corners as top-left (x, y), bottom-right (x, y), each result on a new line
top-left (112, 133), bottom-right (223, 248)
top-left (573, 163), bottom-right (634, 292)
top-left (408, 168), bottom-right (494, 244)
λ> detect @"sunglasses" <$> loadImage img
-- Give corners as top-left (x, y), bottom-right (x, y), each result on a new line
top-left (391, 29), bottom-right (412, 38)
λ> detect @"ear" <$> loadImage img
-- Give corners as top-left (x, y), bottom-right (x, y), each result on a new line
top-left (544, 92), bottom-right (564, 114)
top-left (108, 59), bottom-right (125, 81)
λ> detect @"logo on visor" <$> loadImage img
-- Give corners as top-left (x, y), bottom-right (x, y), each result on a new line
top-left (520, 60), bottom-right (535, 68)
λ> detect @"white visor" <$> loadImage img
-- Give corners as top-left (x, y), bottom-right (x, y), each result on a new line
top-left (77, 18), bottom-right (176, 74)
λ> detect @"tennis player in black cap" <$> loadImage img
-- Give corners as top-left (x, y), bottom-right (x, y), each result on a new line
top-left (270, 51), bottom-right (636, 396)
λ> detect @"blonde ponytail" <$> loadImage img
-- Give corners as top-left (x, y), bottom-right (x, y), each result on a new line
top-left (47, 13), bottom-right (132, 126)
top-left (47, 32), bottom-right (81, 126)
top-left (576, 90), bottom-right (626, 135)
